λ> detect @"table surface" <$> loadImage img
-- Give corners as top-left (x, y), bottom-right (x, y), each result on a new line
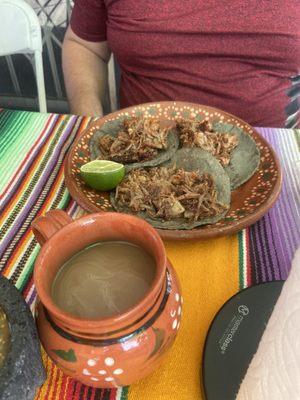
top-left (0, 109), bottom-right (299, 400)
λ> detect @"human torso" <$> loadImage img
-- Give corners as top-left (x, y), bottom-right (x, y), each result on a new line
top-left (105, 0), bottom-right (300, 126)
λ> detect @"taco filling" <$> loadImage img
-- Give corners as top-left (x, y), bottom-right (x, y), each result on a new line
top-left (98, 117), bottom-right (171, 164)
top-left (176, 119), bottom-right (238, 166)
top-left (115, 166), bottom-right (228, 222)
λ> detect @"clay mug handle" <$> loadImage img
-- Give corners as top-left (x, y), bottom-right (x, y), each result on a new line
top-left (31, 210), bottom-right (73, 246)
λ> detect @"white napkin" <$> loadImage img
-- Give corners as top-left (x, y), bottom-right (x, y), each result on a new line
top-left (236, 247), bottom-right (300, 400)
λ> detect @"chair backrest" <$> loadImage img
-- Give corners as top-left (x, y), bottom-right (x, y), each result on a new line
top-left (0, 0), bottom-right (47, 113)
top-left (108, 54), bottom-right (119, 112)
top-left (0, 0), bottom-right (42, 56)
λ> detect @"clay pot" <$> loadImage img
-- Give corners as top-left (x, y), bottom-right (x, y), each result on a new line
top-left (31, 210), bottom-right (182, 388)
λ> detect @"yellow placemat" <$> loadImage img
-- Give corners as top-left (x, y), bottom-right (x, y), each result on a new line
top-left (129, 235), bottom-right (239, 400)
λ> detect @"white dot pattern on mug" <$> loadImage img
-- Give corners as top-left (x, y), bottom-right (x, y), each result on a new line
top-left (98, 370), bottom-right (107, 375)
top-left (84, 356), bottom-right (125, 383)
top-left (172, 319), bottom-right (178, 330)
top-left (113, 368), bottom-right (124, 375)
top-left (81, 295), bottom-right (181, 383)
top-left (170, 291), bottom-right (182, 329)
top-left (87, 359), bottom-right (97, 367)
top-left (105, 357), bottom-right (115, 366)
top-left (81, 284), bottom-right (183, 384)
top-left (83, 368), bottom-right (91, 376)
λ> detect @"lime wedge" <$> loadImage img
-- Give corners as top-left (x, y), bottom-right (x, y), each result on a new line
top-left (80, 160), bottom-right (125, 191)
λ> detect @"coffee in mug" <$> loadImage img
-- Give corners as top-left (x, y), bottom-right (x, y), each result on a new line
top-left (51, 241), bottom-right (156, 319)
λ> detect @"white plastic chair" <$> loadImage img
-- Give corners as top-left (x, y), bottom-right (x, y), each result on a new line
top-left (108, 54), bottom-right (118, 112)
top-left (0, 0), bottom-right (47, 112)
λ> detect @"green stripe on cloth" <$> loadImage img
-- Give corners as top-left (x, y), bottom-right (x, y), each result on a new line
top-left (0, 109), bottom-right (15, 133)
top-left (0, 111), bottom-right (29, 154)
top-left (294, 129), bottom-right (300, 151)
top-left (0, 111), bottom-right (49, 193)
top-left (121, 387), bottom-right (129, 399)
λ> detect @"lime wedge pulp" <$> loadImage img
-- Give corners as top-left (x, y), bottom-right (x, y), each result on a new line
top-left (80, 160), bottom-right (125, 191)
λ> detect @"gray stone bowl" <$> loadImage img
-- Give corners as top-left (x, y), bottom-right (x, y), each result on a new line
top-left (0, 276), bottom-right (45, 400)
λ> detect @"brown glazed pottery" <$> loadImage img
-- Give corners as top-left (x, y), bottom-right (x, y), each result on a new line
top-left (64, 101), bottom-right (282, 241)
top-left (31, 210), bottom-right (182, 388)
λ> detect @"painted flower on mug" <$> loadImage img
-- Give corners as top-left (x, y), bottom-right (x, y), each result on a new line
top-left (82, 356), bottom-right (125, 385)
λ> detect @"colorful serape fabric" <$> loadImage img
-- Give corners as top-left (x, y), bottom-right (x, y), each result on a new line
top-left (0, 109), bottom-right (299, 400)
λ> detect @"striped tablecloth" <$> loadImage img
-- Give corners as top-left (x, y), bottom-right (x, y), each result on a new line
top-left (0, 109), bottom-right (299, 400)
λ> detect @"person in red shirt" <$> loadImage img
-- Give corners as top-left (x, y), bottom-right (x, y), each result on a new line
top-left (62, 0), bottom-right (300, 127)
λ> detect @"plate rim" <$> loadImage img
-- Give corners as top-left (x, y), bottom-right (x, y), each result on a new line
top-left (64, 101), bottom-right (282, 241)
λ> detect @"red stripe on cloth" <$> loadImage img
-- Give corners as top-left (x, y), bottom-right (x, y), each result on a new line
top-left (58, 374), bottom-right (69, 400)
top-left (74, 381), bottom-right (82, 399)
top-left (23, 275), bottom-right (34, 297)
top-left (65, 377), bottom-right (77, 400)
top-left (52, 366), bottom-right (62, 399)
top-left (90, 388), bottom-right (96, 400)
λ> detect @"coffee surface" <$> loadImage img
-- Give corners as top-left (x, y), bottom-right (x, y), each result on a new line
top-left (51, 241), bottom-right (156, 318)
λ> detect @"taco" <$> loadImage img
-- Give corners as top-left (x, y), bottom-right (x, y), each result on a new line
top-left (89, 116), bottom-right (179, 172)
top-left (176, 119), bottom-right (260, 189)
top-left (111, 148), bottom-right (231, 230)
top-left (219, 123), bottom-right (260, 189)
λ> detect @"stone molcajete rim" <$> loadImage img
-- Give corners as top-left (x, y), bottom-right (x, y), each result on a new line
top-left (0, 276), bottom-right (45, 400)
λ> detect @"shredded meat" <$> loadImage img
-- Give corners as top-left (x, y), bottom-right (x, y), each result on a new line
top-left (98, 117), bottom-right (171, 163)
top-left (115, 167), bottom-right (228, 222)
top-left (176, 119), bottom-right (238, 166)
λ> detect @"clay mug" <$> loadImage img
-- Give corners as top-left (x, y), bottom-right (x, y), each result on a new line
top-left (31, 210), bottom-right (182, 388)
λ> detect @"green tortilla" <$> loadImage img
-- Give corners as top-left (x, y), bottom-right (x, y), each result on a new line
top-left (89, 117), bottom-right (179, 172)
top-left (212, 122), bottom-right (260, 190)
top-left (110, 148), bottom-right (231, 230)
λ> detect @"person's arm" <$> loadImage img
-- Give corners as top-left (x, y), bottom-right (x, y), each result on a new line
top-left (62, 26), bottom-right (111, 117)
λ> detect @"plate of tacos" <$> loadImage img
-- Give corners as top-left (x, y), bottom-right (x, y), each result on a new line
top-left (64, 101), bottom-right (282, 240)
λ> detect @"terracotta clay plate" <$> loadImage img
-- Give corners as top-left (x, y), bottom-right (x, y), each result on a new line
top-left (64, 101), bottom-right (282, 241)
